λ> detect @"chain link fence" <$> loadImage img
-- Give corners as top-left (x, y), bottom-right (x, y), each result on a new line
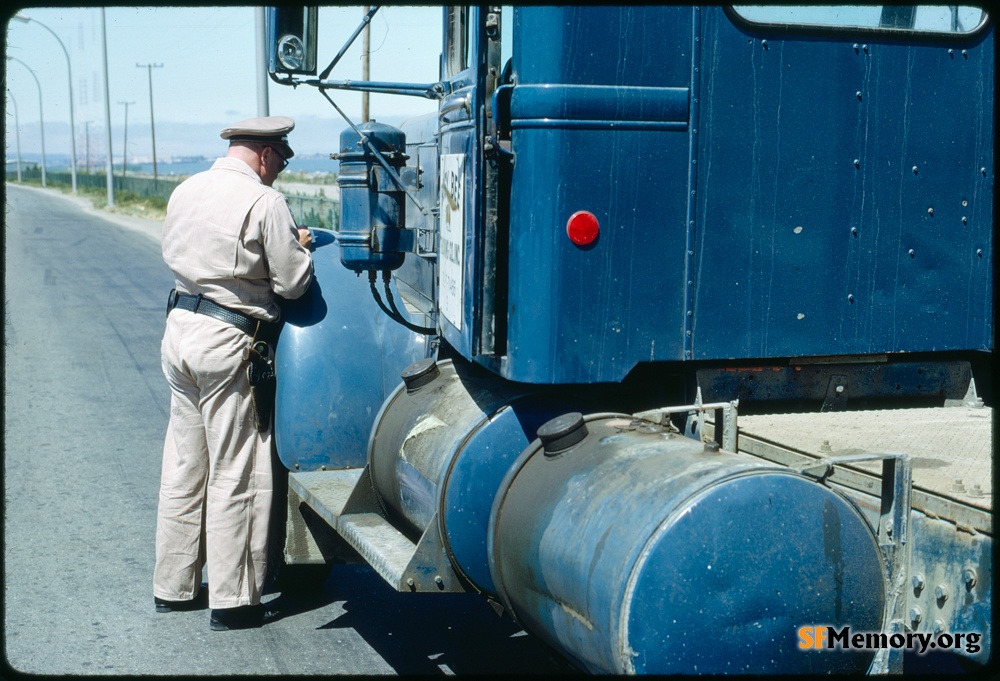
top-left (284, 194), bottom-right (340, 231)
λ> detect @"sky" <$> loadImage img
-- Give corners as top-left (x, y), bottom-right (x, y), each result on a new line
top-left (4, 5), bottom-right (444, 162)
top-left (6, 5), bottom-right (988, 165)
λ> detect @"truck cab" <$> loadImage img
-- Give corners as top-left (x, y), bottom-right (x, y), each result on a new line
top-left (266, 6), bottom-right (992, 674)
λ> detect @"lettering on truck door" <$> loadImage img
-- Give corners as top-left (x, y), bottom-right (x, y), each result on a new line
top-left (439, 153), bottom-right (466, 330)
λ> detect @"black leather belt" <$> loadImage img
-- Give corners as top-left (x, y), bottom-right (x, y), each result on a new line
top-left (167, 290), bottom-right (278, 342)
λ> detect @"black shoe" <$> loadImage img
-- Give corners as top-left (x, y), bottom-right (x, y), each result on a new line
top-left (209, 603), bottom-right (279, 631)
top-left (154, 583), bottom-right (208, 613)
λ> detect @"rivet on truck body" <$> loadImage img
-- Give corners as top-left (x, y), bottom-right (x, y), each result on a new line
top-left (935, 585), bottom-right (949, 602)
top-left (911, 573), bottom-right (925, 592)
top-left (964, 568), bottom-right (977, 590)
top-left (909, 607), bottom-right (923, 624)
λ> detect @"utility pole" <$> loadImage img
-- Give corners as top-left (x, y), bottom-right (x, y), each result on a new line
top-left (136, 63), bottom-right (163, 181)
top-left (84, 121), bottom-right (91, 173)
top-left (119, 100), bottom-right (134, 178)
top-left (8, 90), bottom-right (23, 182)
top-left (362, 5), bottom-right (371, 121)
top-left (255, 7), bottom-right (269, 116)
top-left (101, 8), bottom-right (114, 206)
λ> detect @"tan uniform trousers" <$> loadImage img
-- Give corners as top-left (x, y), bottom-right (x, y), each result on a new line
top-left (153, 308), bottom-right (272, 609)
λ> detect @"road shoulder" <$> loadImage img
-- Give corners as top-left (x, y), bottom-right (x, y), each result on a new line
top-left (7, 183), bottom-right (163, 244)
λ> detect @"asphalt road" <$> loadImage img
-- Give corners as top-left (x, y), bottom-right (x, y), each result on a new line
top-left (2, 184), bottom-right (576, 676)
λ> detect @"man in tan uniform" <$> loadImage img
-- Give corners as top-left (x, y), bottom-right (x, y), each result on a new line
top-left (154, 116), bottom-right (314, 631)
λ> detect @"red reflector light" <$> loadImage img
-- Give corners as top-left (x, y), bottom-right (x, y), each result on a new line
top-left (566, 211), bottom-right (599, 246)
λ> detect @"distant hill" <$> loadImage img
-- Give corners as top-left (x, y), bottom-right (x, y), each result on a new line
top-left (9, 112), bottom-right (434, 165)
top-left (153, 113), bottom-right (427, 158)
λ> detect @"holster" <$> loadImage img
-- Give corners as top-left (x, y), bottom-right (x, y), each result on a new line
top-left (244, 342), bottom-right (276, 431)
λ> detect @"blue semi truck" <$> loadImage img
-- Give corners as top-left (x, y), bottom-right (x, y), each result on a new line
top-left (265, 6), bottom-right (992, 674)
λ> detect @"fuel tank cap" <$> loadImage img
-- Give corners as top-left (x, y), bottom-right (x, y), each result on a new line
top-left (537, 412), bottom-right (588, 455)
top-left (401, 358), bottom-right (440, 393)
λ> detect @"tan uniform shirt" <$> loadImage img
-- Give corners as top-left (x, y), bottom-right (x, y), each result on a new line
top-left (162, 156), bottom-right (314, 321)
top-left (155, 156), bottom-right (313, 609)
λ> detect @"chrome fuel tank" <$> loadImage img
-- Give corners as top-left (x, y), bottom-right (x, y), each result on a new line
top-left (368, 357), bottom-right (583, 593)
top-left (489, 413), bottom-right (887, 675)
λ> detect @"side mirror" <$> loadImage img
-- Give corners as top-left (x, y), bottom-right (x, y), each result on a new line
top-left (266, 7), bottom-right (319, 75)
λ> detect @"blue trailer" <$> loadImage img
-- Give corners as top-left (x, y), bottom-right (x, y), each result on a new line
top-left (266, 6), bottom-right (992, 674)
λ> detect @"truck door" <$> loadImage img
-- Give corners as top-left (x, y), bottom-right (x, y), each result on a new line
top-left (435, 7), bottom-right (490, 362)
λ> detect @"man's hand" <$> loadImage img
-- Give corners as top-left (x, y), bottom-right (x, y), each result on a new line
top-left (297, 227), bottom-right (313, 249)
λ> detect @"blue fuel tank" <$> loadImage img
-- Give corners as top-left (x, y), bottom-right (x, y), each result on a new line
top-left (489, 413), bottom-right (887, 675)
top-left (274, 229), bottom-right (429, 471)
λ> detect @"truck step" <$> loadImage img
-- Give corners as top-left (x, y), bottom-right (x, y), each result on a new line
top-left (288, 469), bottom-right (363, 530)
top-left (338, 512), bottom-right (419, 588)
top-left (289, 469), bottom-right (418, 585)
top-left (288, 468), bottom-right (465, 592)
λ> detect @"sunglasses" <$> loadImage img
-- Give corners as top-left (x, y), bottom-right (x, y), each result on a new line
top-left (267, 146), bottom-right (289, 171)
